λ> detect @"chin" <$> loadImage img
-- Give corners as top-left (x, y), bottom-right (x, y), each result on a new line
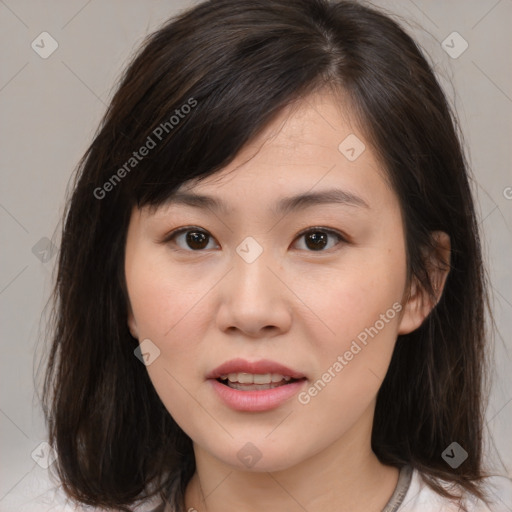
top-left (203, 438), bottom-right (308, 473)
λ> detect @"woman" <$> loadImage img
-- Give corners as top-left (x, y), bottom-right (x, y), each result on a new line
top-left (42, 1), bottom-right (509, 510)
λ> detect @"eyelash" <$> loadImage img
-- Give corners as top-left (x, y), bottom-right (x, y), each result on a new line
top-left (162, 226), bottom-right (348, 254)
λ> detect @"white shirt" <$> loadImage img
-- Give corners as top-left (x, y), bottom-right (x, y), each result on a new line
top-left (394, 466), bottom-right (512, 512)
top-left (2, 464), bottom-right (511, 511)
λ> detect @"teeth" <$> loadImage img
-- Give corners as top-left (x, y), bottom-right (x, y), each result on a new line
top-left (237, 372), bottom-right (253, 384)
top-left (221, 372), bottom-right (293, 384)
top-left (254, 374), bottom-right (270, 384)
top-left (228, 382), bottom-right (282, 391)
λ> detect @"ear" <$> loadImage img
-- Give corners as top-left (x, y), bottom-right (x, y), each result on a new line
top-left (397, 231), bottom-right (451, 335)
top-left (127, 303), bottom-right (139, 340)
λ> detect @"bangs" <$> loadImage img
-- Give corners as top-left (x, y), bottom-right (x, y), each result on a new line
top-left (95, 1), bottom-right (343, 209)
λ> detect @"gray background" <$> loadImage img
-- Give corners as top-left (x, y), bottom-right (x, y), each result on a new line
top-left (1, 0), bottom-right (511, 509)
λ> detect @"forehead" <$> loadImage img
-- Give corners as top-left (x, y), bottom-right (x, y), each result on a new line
top-left (156, 89), bottom-right (391, 215)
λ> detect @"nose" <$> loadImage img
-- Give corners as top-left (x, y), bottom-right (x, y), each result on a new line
top-left (215, 243), bottom-right (292, 338)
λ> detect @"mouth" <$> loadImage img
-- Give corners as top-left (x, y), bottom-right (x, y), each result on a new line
top-left (216, 372), bottom-right (304, 391)
top-left (207, 358), bottom-right (307, 411)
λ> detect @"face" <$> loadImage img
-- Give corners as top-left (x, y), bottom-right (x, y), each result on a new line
top-left (124, 89), bottom-right (427, 472)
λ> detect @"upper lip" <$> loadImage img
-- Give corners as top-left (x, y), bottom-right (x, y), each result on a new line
top-left (207, 358), bottom-right (306, 380)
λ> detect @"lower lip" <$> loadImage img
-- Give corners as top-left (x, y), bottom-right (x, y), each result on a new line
top-left (209, 379), bottom-right (306, 412)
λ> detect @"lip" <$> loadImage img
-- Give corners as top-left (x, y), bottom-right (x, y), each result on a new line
top-left (207, 358), bottom-right (305, 380)
top-left (207, 358), bottom-right (307, 412)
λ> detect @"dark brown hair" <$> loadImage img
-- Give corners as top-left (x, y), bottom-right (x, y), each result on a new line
top-left (42, 0), bottom-right (492, 510)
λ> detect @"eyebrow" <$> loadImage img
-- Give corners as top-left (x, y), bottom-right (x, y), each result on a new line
top-left (165, 188), bottom-right (370, 216)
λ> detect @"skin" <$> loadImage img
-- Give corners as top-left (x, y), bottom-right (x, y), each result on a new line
top-left (125, 88), bottom-right (451, 512)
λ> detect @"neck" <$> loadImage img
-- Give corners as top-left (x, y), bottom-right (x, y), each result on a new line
top-left (183, 405), bottom-right (399, 512)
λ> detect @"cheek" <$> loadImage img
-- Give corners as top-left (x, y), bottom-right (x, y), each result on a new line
top-left (305, 250), bottom-right (406, 344)
top-left (126, 258), bottom-right (211, 429)
top-left (126, 252), bottom-right (214, 378)
top-left (299, 246), bottom-right (407, 411)
top-left (296, 266), bottom-right (405, 434)
top-left (127, 252), bottom-right (209, 340)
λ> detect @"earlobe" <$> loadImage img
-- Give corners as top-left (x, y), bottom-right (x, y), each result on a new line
top-left (397, 278), bottom-right (428, 335)
top-left (127, 305), bottom-right (139, 340)
top-left (397, 231), bottom-right (451, 335)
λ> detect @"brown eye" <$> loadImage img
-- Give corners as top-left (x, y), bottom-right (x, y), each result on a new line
top-left (294, 228), bottom-right (345, 252)
top-left (167, 228), bottom-right (218, 251)
top-left (185, 230), bottom-right (209, 250)
top-left (165, 226), bottom-right (346, 253)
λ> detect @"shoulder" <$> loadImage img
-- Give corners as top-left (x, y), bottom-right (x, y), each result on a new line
top-left (397, 468), bottom-right (512, 512)
top-left (0, 466), bottom-right (169, 512)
